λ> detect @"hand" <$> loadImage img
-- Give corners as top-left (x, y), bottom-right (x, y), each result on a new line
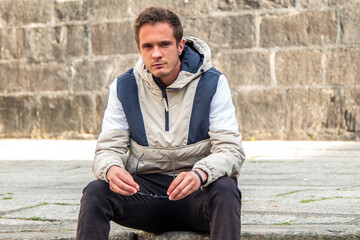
top-left (106, 166), bottom-right (139, 195)
top-left (167, 169), bottom-right (207, 201)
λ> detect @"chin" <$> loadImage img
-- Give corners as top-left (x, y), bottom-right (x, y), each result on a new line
top-left (153, 70), bottom-right (167, 78)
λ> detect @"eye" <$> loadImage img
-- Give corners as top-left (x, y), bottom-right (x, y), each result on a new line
top-left (142, 44), bottom-right (152, 49)
top-left (160, 42), bottom-right (171, 47)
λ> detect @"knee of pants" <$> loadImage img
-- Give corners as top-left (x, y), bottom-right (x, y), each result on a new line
top-left (81, 179), bottom-right (110, 204)
top-left (207, 176), bottom-right (242, 204)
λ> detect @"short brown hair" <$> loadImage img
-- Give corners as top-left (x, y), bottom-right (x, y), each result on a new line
top-left (134, 7), bottom-right (183, 46)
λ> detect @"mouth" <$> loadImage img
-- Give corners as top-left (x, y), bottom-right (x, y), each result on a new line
top-left (152, 62), bottom-right (165, 68)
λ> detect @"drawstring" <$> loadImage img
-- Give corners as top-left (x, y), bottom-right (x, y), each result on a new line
top-left (172, 158), bottom-right (175, 180)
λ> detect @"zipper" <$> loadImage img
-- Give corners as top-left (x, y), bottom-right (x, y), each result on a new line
top-left (162, 89), bottom-right (169, 131)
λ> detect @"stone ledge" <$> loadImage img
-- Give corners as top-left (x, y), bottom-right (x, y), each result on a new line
top-left (110, 231), bottom-right (210, 240)
top-left (109, 230), bottom-right (360, 240)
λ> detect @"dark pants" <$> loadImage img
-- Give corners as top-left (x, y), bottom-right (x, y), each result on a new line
top-left (76, 174), bottom-right (242, 240)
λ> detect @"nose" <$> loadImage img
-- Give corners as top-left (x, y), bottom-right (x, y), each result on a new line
top-left (152, 46), bottom-right (162, 59)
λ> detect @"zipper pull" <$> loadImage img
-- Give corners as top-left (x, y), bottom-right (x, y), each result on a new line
top-left (162, 89), bottom-right (169, 112)
top-left (162, 96), bottom-right (169, 112)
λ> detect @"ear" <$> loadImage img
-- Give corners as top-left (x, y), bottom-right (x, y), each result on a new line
top-left (178, 39), bottom-right (185, 55)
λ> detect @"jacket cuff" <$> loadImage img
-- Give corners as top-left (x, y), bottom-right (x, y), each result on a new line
top-left (99, 161), bottom-right (124, 182)
top-left (192, 164), bottom-right (213, 187)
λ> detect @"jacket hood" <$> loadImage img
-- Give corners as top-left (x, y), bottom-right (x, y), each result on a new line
top-left (134, 36), bottom-right (212, 92)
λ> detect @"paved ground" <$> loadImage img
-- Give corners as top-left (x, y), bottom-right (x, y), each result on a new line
top-left (0, 139), bottom-right (359, 239)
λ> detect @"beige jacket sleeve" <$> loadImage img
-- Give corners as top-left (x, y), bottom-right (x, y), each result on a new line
top-left (193, 130), bottom-right (245, 186)
top-left (92, 129), bottom-right (130, 182)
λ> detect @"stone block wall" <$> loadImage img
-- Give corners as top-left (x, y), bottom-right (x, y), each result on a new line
top-left (0, 0), bottom-right (359, 140)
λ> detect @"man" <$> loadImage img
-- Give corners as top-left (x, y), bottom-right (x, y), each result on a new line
top-left (77, 7), bottom-right (245, 240)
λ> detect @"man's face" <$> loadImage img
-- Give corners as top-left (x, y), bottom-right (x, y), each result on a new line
top-left (137, 22), bottom-right (185, 85)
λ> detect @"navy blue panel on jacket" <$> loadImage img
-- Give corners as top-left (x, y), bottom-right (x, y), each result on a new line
top-left (187, 68), bottom-right (221, 145)
top-left (180, 44), bottom-right (203, 74)
top-left (116, 69), bottom-right (148, 146)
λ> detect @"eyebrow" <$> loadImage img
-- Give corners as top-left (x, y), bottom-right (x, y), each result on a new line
top-left (140, 40), bottom-right (173, 48)
top-left (140, 43), bottom-right (152, 48)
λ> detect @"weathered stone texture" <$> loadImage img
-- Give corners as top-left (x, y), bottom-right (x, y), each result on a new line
top-left (326, 48), bottom-right (360, 85)
top-left (286, 89), bottom-right (341, 139)
top-left (56, 0), bottom-right (130, 23)
top-left (299, 0), bottom-right (360, 8)
top-left (260, 11), bottom-right (337, 47)
top-left (0, 62), bottom-right (68, 93)
top-left (39, 95), bottom-right (96, 136)
top-left (236, 89), bottom-right (284, 135)
top-left (25, 27), bottom-right (60, 62)
top-left (25, 25), bottom-right (88, 62)
top-left (96, 93), bottom-right (109, 132)
top-left (0, 28), bottom-right (25, 59)
top-left (130, 0), bottom-right (211, 17)
top-left (217, 0), bottom-right (296, 10)
top-left (91, 22), bottom-right (137, 56)
top-left (340, 7), bottom-right (360, 45)
top-left (0, 0), bottom-right (52, 26)
top-left (55, 0), bottom-right (85, 23)
top-left (344, 88), bottom-right (360, 133)
top-left (276, 50), bottom-right (322, 86)
top-left (0, 96), bottom-right (37, 137)
top-left (183, 15), bottom-right (254, 50)
top-left (71, 55), bottom-right (138, 91)
top-left (66, 25), bottom-right (89, 57)
top-left (134, 231), bottom-right (210, 240)
top-left (83, 0), bottom-right (130, 21)
top-left (218, 52), bottom-right (270, 86)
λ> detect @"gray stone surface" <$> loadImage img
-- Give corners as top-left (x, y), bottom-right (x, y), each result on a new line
top-left (344, 88), bottom-right (360, 133)
top-left (0, 0), bottom-right (52, 26)
top-left (327, 47), bottom-right (360, 86)
top-left (91, 22), bottom-right (138, 56)
top-left (0, 28), bottom-right (25, 59)
top-left (70, 55), bottom-right (138, 91)
top-left (0, 139), bottom-right (359, 239)
top-left (236, 89), bottom-right (285, 136)
top-left (38, 95), bottom-right (97, 137)
top-left (299, 0), bottom-right (360, 8)
top-left (54, 0), bottom-right (85, 23)
top-left (216, 0), bottom-right (296, 10)
top-left (340, 5), bottom-right (360, 45)
top-left (218, 52), bottom-right (270, 86)
top-left (83, 0), bottom-right (130, 21)
top-left (0, 62), bottom-right (68, 93)
top-left (286, 88), bottom-right (341, 139)
top-left (25, 25), bottom-right (88, 62)
top-left (260, 11), bottom-right (337, 47)
top-left (183, 15), bottom-right (255, 50)
top-left (130, 0), bottom-right (211, 16)
top-left (276, 50), bottom-right (322, 86)
top-left (0, 96), bottom-right (37, 137)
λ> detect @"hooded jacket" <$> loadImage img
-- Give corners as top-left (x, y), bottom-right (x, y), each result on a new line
top-left (93, 37), bottom-right (245, 187)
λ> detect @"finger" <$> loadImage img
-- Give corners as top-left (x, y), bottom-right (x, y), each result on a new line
top-left (169, 176), bottom-right (196, 200)
top-left (118, 170), bottom-right (139, 190)
top-left (171, 183), bottom-right (194, 201)
top-left (107, 166), bottom-right (139, 192)
top-left (169, 172), bottom-right (201, 200)
top-left (109, 182), bottom-right (135, 196)
top-left (167, 173), bottom-right (185, 195)
top-left (110, 176), bottom-right (138, 195)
